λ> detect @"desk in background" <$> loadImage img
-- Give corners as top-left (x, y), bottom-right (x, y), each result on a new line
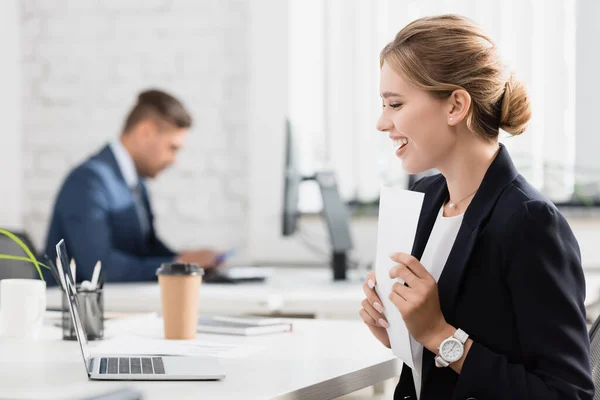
top-left (0, 317), bottom-right (400, 400)
top-left (46, 267), bottom-right (368, 319)
top-left (46, 266), bottom-right (600, 320)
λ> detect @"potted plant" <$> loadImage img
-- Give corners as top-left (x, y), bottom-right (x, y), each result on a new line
top-left (0, 228), bottom-right (50, 340)
top-left (0, 228), bottom-right (47, 281)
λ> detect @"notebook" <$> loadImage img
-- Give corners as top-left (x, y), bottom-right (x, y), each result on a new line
top-left (212, 315), bottom-right (290, 326)
top-left (197, 316), bottom-right (293, 336)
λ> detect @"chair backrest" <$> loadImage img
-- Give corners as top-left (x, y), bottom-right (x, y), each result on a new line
top-left (0, 231), bottom-right (39, 281)
top-left (589, 314), bottom-right (600, 399)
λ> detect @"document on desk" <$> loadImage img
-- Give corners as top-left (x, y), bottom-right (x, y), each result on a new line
top-left (91, 336), bottom-right (263, 359)
top-left (375, 185), bottom-right (424, 369)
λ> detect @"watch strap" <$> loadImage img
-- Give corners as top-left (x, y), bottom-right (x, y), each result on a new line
top-left (434, 355), bottom-right (449, 368)
top-left (453, 328), bottom-right (469, 344)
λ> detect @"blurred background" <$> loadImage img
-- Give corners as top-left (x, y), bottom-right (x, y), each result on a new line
top-left (2, 0), bottom-right (600, 271)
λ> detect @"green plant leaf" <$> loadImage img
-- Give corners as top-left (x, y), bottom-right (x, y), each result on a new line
top-left (0, 254), bottom-right (50, 269)
top-left (0, 228), bottom-right (44, 281)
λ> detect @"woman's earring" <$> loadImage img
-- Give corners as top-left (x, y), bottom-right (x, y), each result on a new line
top-left (449, 117), bottom-right (453, 122)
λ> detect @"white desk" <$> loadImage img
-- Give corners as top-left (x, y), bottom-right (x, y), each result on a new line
top-left (46, 267), bottom-right (368, 319)
top-left (0, 317), bottom-right (401, 400)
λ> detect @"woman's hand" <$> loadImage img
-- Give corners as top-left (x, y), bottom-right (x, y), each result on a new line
top-left (389, 253), bottom-right (449, 349)
top-left (360, 271), bottom-right (391, 348)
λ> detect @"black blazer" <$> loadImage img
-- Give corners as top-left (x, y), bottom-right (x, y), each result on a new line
top-left (394, 144), bottom-right (594, 400)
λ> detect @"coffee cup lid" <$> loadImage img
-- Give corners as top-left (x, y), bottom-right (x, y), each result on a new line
top-left (156, 263), bottom-right (205, 276)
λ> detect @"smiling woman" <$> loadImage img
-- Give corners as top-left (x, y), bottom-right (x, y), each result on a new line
top-left (360, 14), bottom-right (593, 400)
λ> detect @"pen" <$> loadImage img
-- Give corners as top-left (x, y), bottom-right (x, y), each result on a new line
top-left (216, 249), bottom-right (236, 265)
top-left (90, 261), bottom-right (102, 290)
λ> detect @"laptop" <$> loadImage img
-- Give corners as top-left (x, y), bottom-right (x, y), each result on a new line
top-left (56, 239), bottom-right (226, 381)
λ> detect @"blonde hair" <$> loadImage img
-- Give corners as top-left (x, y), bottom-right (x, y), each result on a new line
top-left (380, 14), bottom-right (531, 138)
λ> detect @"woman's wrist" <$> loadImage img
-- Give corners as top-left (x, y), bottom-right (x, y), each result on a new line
top-left (422, 322), bottom-right (456, 354)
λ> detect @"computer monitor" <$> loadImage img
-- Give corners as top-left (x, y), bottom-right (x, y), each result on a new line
top-left (314, 171), bottom-right (354, 280)
top-left (281, 119), bottom-right (353, 280)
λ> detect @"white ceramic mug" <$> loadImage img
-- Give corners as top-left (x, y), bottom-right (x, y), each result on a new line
top-left (0, 279), bottom-right (46, 340)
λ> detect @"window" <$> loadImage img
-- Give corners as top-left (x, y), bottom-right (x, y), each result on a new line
top-left (289, 0), bottom-right (583, 212)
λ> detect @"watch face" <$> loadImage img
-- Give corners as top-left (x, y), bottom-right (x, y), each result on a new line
top-left (440, 338), bottom-right (464, 363)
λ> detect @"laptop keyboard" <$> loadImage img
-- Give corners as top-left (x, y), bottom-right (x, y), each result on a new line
top-left (98, 357), bottom-right (165, 375)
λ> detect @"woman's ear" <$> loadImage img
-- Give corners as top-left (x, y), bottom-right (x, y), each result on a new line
top-left (447, 89), bottom-right (471, 126)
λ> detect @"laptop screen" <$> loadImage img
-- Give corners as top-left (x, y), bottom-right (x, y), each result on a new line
top-left (56, 239), bottom-right (92, 373)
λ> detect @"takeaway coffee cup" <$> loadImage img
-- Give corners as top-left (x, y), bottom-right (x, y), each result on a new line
top-left (156, 263), bottom-right (204, 340)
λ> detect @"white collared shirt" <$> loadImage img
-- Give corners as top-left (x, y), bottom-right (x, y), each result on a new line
top-left (109, 138), bottom-right (138, 188)
top-left (411, 206), bottom-right (464, 399)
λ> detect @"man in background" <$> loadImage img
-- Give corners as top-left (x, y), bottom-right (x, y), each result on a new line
top-left (44, 89), bottom-right (221, 283)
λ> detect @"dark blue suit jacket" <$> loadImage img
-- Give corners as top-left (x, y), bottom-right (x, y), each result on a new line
top-left (44, 145), bottom-right (176, 284)
top-left (395, 144), bottom-right (594, 399)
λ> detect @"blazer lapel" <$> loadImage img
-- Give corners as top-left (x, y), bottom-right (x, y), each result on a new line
top-left (410, 176), bottom-right (448, 260)
top-left (99, 144), bottom-right (147, 250)
top-left (418, 144), bottom-right (519, 389)
top-left (420, 225), bottom-right (481, 388)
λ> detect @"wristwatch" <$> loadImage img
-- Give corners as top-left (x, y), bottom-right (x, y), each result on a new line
top-left (434, 328), bottom-right (469, 368)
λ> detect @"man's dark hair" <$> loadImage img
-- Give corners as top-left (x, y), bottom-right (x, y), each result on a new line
top-left (122, 89), bottom-right (192, 133)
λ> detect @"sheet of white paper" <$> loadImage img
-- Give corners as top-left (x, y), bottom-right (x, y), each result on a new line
top-left (374, 185), bottom-right (424, 369)
top-left (90, 336), bottom-right (264, 359)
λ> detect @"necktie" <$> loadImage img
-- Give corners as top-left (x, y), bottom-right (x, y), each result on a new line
top-left (131, 182), bottom-right (151, 240)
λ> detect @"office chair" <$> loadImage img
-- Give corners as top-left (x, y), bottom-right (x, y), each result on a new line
top-left (0, 230), bottom-right (39, 281)
top-left (590, 313), bottom-right (600, 399)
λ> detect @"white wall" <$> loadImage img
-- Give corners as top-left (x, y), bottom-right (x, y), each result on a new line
top-left (13, 0), bottom-right (600, 270)
top-left (20, 0), bottom-right (250, 254)
top-left (0, 0), bottom-right (23, 231)
top-left (245, 0), bottom-right (374, 266)
top-left (246, 0), bottom-right (323, 264)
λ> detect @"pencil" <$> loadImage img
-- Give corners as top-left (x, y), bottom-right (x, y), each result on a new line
top-left (43, 255), bottom-right (63, 289)
top-left (70, 258), bottom-right (76, 283)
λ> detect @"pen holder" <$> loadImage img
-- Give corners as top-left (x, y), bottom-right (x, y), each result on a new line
top-left (62, 285), bottom-right (104, 341)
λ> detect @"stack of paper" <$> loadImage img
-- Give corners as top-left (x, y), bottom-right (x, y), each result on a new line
top-left (197, 316), bottom-right (292, 336)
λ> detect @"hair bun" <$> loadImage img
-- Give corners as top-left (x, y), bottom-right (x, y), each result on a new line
top-left (499, 74), bottom-right (532, 136)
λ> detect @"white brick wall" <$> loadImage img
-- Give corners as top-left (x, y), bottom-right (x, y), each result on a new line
top-left (21, 0), bottom-right (250, 254)
top-left (0, 0), bottom-right (23, 230)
